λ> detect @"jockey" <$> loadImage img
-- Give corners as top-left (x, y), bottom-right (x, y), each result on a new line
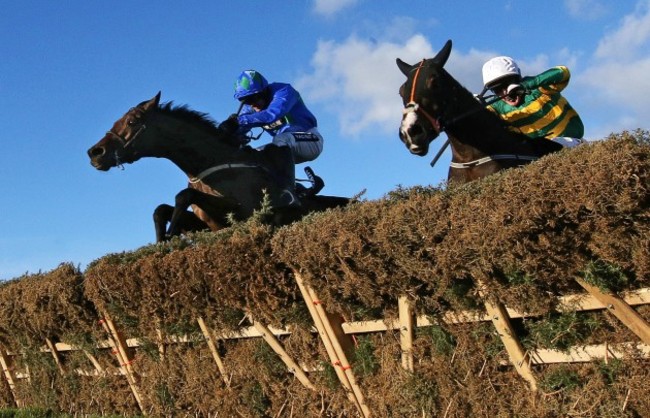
top-left (227, 69), bottom-right (324, 208)
top-left (479, 56), bottom-right (585, 148)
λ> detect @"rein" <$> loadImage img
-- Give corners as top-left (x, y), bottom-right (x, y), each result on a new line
top-left (105, 124), bottom-right (147, 169)
top-left (188, 162), bottom-right (266, 184)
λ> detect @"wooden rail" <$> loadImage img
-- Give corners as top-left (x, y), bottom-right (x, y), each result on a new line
top-left (2, 286), bottom-right (649, 415)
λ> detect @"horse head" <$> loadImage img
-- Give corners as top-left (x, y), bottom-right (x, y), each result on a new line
top-left (87, 92), bottom-right (161, 170)
top-left (396, 39), bottom-right (454, 156)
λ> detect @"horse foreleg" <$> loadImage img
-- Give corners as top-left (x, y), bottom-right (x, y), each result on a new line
top-left (154, 202), bottom-right (209, 242)
top-left (167, 188), bottom-right (239, 238)
top-left (153, 204), bottom-right (174, 242)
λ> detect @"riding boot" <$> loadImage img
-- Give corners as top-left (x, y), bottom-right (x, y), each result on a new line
top-left (304, 166), bottom-right (325, 196)
top-left (265, 144), bottom-right (301, 208)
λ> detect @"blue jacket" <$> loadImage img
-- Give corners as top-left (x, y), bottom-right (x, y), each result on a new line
top-left (237, 82), bottom-right (318, 136)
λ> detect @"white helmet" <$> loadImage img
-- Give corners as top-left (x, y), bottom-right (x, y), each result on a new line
top-left (482, 56), bottom-right (521, 89)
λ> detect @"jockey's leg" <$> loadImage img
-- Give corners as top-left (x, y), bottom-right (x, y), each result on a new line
top-left (301, 166), bottom-right (325, 197)
top-left (263, 143), bottom-right (301, 208)
top-left (272, 129), bottom-right (325, 198)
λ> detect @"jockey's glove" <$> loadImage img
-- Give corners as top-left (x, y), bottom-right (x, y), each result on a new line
top-left (219, 114), bottom-right (240, 135)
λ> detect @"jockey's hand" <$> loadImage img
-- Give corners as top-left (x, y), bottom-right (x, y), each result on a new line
top-left (219, 114), bottom-right (239, 135)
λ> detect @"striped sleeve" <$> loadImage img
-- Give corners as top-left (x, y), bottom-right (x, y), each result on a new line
top-left (522, 66), bottom-right (570, 94)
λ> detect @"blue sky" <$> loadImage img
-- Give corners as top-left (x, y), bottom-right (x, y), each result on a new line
top-left (1, 0), bottom-right (649, 280)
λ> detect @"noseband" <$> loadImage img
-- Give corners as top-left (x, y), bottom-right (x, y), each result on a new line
top-left (102, 109), bottom-right (148, 168)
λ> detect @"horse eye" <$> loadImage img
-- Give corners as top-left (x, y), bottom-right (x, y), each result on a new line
top-left (127, 118), bottom-right (138, 126)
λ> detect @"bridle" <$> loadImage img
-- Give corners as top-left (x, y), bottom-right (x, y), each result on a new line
top-left (403, 59), bottom-right (493, 135)
top-left (402, 60), bottom-right (443, 135)
top-left (105, 124), bottom-right (146, 169)
top-left (106, 113), bottom-right (148, 149)
top-left (104, 108), bottom-right (148, 168)
top-left (106, 124), bottom-right (147, 148)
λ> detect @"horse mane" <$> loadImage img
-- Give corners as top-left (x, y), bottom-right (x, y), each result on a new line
top-left (441, 68), bottom-right (510, 133)
top-left (157, 101), bottom-right (224, 138)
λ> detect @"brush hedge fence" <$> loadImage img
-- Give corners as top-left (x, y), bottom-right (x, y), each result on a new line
top-left (1, 130), bottom-right (649, 417)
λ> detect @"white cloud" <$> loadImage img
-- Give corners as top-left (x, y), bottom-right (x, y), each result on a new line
top-left (564, 0), bottom-right (608, 20)
top-left (578, 0), bottom-right (650, 136)
top-left (313, 0), bottom-right (359, 16)
top-left (594, 0), bottom-right (650, 60)
top-left (295, 34), bottom-right (436, 137)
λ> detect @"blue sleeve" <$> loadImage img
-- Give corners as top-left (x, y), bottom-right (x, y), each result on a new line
top-left (237, 84), bottom-right (299, 129)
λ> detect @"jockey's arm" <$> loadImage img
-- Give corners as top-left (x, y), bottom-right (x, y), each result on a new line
top-left (522, 66), bottom-right (571, 94)
top-left (237, 84), bottom-right (299, 130)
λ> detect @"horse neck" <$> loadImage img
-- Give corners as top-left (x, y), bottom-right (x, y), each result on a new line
top-left (147, 111), bottom-right (238, 177)
top-left (446, 110), bottom-right (505, 161)
top-left (439, 80), bottom-right (514, 162)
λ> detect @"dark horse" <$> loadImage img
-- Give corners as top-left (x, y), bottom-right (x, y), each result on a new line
top-left (396, 39), bottom-right (563, 184)
top-left (87, 92), bottom-right (349, 241)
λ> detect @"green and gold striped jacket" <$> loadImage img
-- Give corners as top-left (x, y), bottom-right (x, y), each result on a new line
top-left (488, 66), bottom-right (584, 139)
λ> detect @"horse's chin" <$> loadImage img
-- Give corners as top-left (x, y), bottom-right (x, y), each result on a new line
top-left (90, 160), bottom-right (112, 171)
top-left (90, 156), bottom-right (122, 171)
top-left (407, 139), bottom-right (431, 156)
top-left (409, 147), bottom-right (429, 156)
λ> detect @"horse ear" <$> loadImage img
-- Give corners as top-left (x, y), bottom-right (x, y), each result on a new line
top-left (141, 92), bottom-right (161, 111)
top-left (432, 39), bottom-right (452, 67)
top-left (396, 58), bottom-right (413, 76)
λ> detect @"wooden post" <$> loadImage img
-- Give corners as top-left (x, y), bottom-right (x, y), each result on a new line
top-left (156, 327), bottom-right (166, 359)
top-left (23, 358), bottom-right (30, 384)
top-left (45, 338), bottom-right (65, 375)
top-left (82, 350), bottom-right (105, 375)
top-left (250, 317), bottom-right (316, 390)
top-left (294, 271), bottom-right (371, 418)
top-left (476, 279), bottom-right (538, 391)
top-left (0, 346), bottom-right (19, 407)
top-left (197, 317), bottom-right (229, 385)
top-left (398, 296), bottom-right (415, 372)
top-left (99, 314), bottom-right (145, 413)
top-left (576, 278), bottom-right (650, 345)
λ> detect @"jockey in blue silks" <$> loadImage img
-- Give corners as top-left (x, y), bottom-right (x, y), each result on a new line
top-left (226, 70), bottom-right (324, 207)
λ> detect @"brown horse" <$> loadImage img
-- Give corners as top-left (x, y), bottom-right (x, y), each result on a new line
top-left (87, 92), bottom-right (349, 241)
top-left (396, 39), bottom-right (562, 184)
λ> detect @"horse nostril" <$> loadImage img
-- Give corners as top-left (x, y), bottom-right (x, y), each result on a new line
top-left (88, 146), bottom-right (105, 158)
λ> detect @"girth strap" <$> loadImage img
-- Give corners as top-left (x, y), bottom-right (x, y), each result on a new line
top-left (188, 163), bottom-right (261, 184)
top-left (449, 154), bottom-right (538, 169)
